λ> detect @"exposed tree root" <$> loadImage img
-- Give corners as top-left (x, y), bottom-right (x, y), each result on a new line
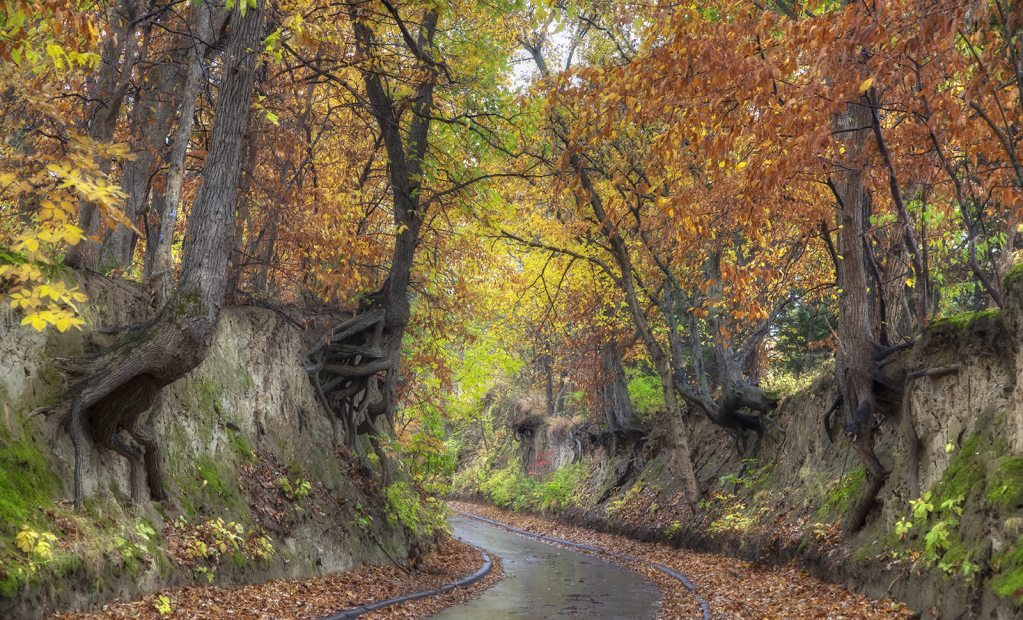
top-left (901, 364), bottom-right (961, 499)
top-left (597, 441), bottom-right (642, 505)
top-left (24, 0), bottom-right (264, 512)
top-left (307, 308), bottom-right (396, 457)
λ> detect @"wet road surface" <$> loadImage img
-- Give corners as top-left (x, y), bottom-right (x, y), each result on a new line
top-left (431, 516), bottom-right (661, 619)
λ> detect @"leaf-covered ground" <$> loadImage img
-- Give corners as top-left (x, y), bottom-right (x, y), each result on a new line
top-left (48, 536), bottom-right (502, 620)
top-left (450, 501), bottom-right (916, 620)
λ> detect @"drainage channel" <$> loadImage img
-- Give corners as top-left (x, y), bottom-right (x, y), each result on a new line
top-left (315, 541), bottom-right (492, 620)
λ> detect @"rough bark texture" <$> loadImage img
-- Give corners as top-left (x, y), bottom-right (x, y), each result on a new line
top-left (66, 0), bottom-right (147, 269)
top-left (147, 1), bottom-right (219, 304)
top-left (305, 8), bottom-right (441, 460)
top-left (38, 0), bottom-right (264, 509)
top-left (833, 96), bottom-right (895, 535)
top-left (601, 339), bottom-right (643, 432)
top-left (102, 50), bottom-right (181, 271)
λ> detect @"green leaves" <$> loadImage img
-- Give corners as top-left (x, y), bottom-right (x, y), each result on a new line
top-left (909, 491), bottom-right (934, 520)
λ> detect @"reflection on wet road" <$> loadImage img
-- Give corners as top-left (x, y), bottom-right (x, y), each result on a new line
top-left (431, 516), bottom-right (661, 620)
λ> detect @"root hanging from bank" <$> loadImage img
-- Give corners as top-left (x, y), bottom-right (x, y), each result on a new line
top-left (837, 344), bottom-right (959, 535)
top-left (307, 308), bottom-right (396, 466)
top-left (30, 313), bottom-right (217, 510)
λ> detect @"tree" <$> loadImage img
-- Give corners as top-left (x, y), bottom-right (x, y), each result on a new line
top-left (32, 0), bottom-right (266, 509)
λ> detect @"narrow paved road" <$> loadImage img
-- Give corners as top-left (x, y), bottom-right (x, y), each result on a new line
top-left (431, 516), bottom-right (661, 619)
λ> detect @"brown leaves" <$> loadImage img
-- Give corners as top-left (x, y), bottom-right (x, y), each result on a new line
top-left (48, 537), bottom-right (502, 620)
top-left (452, 502), bottom-right (912, 620)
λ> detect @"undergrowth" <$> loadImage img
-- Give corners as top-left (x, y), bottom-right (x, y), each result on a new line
top-left (477, 462), bottom-right (588, 515)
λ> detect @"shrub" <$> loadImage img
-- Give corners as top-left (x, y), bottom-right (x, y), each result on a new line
top-left (627, 375), bottom-right (664, 416)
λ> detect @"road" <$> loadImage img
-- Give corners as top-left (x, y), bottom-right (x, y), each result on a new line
top-left (431, 516), bottom-right (661, 620)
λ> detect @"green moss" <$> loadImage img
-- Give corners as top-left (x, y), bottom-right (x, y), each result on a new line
top-left (231, 436), bottom-right (257, 465)
top-left (197, 459), bottom-right (229, 495)
top-left (0, 414), bottom-right (61, 536)
top-left (929, 309), bottom-right (1001, 332)
top-left (228, 550), bottom-right (248, 569)
top-left (0, 570), bottom-right (18, 598)
top-left (51, 552), bottom-right (82, 578)
top-left (183, 457), bottom-right (251, 525)
top-left (154, 549), bottom-right (172, 578)
top-left (816, 468), bottom-right (865, 521)
top-left (940, 434), bottom-right (986, 502)
top-left (987, 456), bottom-right (1023, 508)
top-left (122, 555), bottom-right (140, 578)
top-left (940, 540), bottom-right (970, 568)
top-left (992, 537), bottom-right (1023, 604)
top-left (1005, 262), bottom-right (1023, 289)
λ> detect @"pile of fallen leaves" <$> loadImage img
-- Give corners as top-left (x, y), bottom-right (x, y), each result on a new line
top-left (450, 501), bottom-right (915, 620)
top-left (49, 536), bottom-right (502, 620)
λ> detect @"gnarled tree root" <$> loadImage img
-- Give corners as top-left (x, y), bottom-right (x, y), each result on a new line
top-left (840, 363), bottom-right (960, 535)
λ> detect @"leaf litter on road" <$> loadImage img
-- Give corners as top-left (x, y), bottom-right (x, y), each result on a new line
top-left (450, 501), bottom-right (915, 620)
top-left (49, 536), bottom-right (502, 620)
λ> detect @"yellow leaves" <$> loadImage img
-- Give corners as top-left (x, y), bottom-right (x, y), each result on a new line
top-left (17, 305), bottom-right (85, 332)
top-left (16, 525), bottom-right (57, 562)
top-left (16, 236), bottom-right (39, 253)
top-left (37, 224), bottom-right (85, 246)
top-left (1, 252), bottom-right (88, 332)
top-left (15, 526), bottom-right (39, 554)
top-left (859, 77), bottom-right (874, 94)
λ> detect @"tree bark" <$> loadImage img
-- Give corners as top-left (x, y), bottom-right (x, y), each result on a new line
top-left (304, 7), bottom-right (442, 454)
top-left (41, 0), bottom-right (264, 510)
top-left (832, 95), bottom-right (894, 536)
top-left (102, 48), bottom-right (182, 271)
top-left (602, 338), bottom-right (642, 430)
top-left (147, 1), bottom-right (218, 305)
top-left (66, 0), bottom-right (148, 269)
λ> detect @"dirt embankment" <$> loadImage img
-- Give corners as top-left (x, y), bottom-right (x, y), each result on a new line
top-left (450, 274), bottom-right (1023, 620)
top-left (0, 275), bottom-right (422, 619)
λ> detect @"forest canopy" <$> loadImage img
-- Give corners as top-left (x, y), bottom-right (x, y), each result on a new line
top-left (1, 0), bottom-right (1020, 529)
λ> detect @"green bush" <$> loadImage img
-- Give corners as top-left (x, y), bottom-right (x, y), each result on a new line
top-left (532, 463), bottom-right (587, 513)
top-left (385, 482), bottom-right (448, 536)
top-left (627, 375), bottom-right (665, 416)
top-left (481, 464), bottom-right (535, 509)
top-left (478, 462), bottom-right (588, 514)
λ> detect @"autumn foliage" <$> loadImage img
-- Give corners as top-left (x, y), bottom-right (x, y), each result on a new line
top-left (2, 0), bottom-right (1022, 556)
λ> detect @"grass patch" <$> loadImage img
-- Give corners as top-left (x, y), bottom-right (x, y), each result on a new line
top-left (815, 468), bottom-right (865, 521)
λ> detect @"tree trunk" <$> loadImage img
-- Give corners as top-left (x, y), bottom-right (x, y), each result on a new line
top-left (833, 95), bottom-right (893, 536)
top-left (305, 8), bottom-right (442, 452)
top-left (41, 0), bottom-right (264, 510)
top-left (66, 0), bottom-right (147, 270)
top-left (602, 339), bottom-right (642, 430)
top-left (148, 1), bottom-right (218, 305)
top-left (102, 51), bottom-right (182, 271)
top-left (226, 128), bottom-right (259, 303)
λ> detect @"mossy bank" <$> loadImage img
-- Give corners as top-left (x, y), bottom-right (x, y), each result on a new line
top-left (449, 278), bottom-right (1023, 620)
top-left (0, 275), bottom-right (425, 619)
